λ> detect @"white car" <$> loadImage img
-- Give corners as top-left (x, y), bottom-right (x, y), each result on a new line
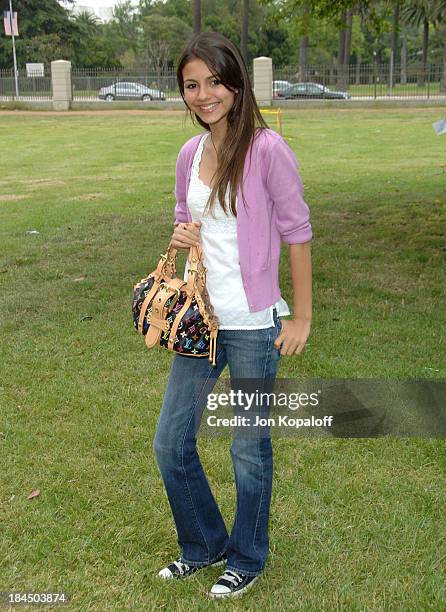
top-left (273, 80), bottom-right (293, 98)
top-left (99, 81), bottom-right (166, 101)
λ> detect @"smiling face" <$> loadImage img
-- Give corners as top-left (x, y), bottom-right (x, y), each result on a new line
top-left (182, 58), bottom-right (236, 130)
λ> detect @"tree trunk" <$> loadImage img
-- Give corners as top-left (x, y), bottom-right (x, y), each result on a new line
top-left (241, 0), bottom-right (249, 63)
top-left (330, 57), bottom-right (336, 87)
top-left (299, 4), bottom-right (310, 82)
top-left (299, 36), bottom-right (308, 81)
top-left (343, 10), bottom-right (352, 64)
top-left (401, 31), bottom-right (407, 84)
top-left (441, 26), bottom-right (446, 93)
top-left (391, 2), bottom-right (400, 66)
top-left (337, 11), bottom-right (346, 89)
top-left (418, 18), bottom-right (429, 87)
top-left (193, 0), bottom-right (201, 35)
top-left (355, 53), bottom-right (361, 85)
top-left (343, 10), bottom-right (352, 90)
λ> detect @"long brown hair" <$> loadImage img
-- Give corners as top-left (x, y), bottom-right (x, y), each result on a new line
top-left (177, 31), bottom-right (269, 218)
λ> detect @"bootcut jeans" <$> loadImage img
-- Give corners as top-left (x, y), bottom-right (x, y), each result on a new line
top-left (153, 308), bottom-right (283, 577)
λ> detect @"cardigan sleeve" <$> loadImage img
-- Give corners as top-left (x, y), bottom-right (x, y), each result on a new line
top-left (173, 147), bottom-right (191, 226)
top-left (265, 136), bottom-right (313, 244)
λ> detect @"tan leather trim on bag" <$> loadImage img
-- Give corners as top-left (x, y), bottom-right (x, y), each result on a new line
top-left (135, 243), bottom-right (219, 366)
top-left (138, 276), bottom-right (161, 334)
top-left (145, 285), bottom-right (177, 349)
top-left (167, 295), bottom-right (192, 351)
top-left (165, 277), bottom-right (187, 293)
top-left (139, 277), bottom-right (186, 335)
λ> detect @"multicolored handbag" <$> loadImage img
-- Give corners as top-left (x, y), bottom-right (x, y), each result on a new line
top-left (132, 244), bottom-right (219, 366)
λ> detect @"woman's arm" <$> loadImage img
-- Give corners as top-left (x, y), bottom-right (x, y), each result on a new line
top-left (289, 242), bottom-right (312, 321)
top-left (274, 241), bottom-right (312, 356)
top-left (263, 136), bottom-right (313, 356)
top-left (174, 148), bottom-right (191, 225)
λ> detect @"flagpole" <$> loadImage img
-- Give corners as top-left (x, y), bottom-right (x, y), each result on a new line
top-left (9, 0), bottom-right (19, 98)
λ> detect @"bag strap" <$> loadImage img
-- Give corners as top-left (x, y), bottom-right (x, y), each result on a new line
top-left (153, 245), bottom-right (177, 280)
top-left (167, 294), bottom-right (193, 351)
top-left (145, 283), bottom-right (179, 348)
top-left (137, 276), bottom-right (161, 333)
top-left (186, 243), bottom-right (207, 294)
top-left (155, 242), bottom-right (203, 281)
top-left (138, 276), bottom-right (186, 334)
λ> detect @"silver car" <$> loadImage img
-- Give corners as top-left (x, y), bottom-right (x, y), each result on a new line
top-left (273, 80), bottom-right (293, 98)
top-left (99, 81), bottom-right (166, 101)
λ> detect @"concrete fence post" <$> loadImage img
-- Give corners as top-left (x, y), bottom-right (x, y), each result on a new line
top-left (51, 60), bottom-right (72, 111)
top-left (253, 56), bottom-right (272, 106)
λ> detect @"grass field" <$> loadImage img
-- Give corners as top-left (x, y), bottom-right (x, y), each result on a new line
top-left (0, 108), bottom-right (445, 611)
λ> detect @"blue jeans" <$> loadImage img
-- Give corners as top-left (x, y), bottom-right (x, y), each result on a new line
top-left (153, 308), bottom-right (283, 576)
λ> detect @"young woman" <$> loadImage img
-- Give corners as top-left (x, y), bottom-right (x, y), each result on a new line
top-left (153, 31), bottom-right (312, 599)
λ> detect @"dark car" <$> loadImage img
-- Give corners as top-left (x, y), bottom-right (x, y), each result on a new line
top-left (282, 82), bottom-right (350, 100)
top-left (98, 81), bottom-right (165, 101)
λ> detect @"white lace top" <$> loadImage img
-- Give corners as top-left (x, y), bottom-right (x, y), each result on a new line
top-left (183, 132), bottom-right (290, 329)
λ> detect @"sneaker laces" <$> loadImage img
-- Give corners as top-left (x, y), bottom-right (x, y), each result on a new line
top-left (172, 559), bottom-right (190, 575)
top-left (220, 569), bottom-right (243, 585)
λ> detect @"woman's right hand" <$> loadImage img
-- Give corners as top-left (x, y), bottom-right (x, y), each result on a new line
top-left (170, 221), bottom-right (202, 251)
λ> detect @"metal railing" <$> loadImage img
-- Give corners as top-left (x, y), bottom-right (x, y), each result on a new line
top-left (0, 67), bottom-right (52, 101)
top-left (273, 62), bottom-right (446, 99)
top-left (71, 66), bottom-right (181, 101)
top-left (1, 62), bottom-right (445, 102)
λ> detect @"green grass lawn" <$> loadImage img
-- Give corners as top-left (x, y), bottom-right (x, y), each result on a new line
top-left (0, 108), bottom-right (445, 611)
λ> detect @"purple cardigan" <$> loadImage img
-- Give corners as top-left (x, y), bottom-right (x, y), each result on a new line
top-left (174, 127), bottom-right (312, 312)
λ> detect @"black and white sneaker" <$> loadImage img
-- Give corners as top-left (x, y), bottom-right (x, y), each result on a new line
top-left (158, 552), bottom-right (226, 579)
top-left (209, 569), bottom-right (259, 598)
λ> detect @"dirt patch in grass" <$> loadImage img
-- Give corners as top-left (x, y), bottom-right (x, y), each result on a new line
top-left (25, 179), bottom-right (67, 188)
top-left (0, 194), bottom-right (27, 201)
top-left (68, 193), bottom-right (106, 202)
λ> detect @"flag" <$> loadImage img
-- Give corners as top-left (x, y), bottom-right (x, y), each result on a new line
top-left (4, 11), bottom-right (19, 36)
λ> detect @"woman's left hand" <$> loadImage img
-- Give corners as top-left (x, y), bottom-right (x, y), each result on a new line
top-left (274, 318), bottom-right (311, 356)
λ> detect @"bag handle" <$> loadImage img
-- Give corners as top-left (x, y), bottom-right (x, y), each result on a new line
top-left (155, 242), bottom-right (205, 284)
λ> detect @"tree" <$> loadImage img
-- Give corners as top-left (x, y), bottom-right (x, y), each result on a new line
top-left (141, 14), bottom-right (192, 73)
top-left (193, 0), bottom-right (201, 34)
top-left (70, 12), bottom-right (120, 67)
top-left (72, 10), bottom-right (101, 36)
top-left (299, 3), bottom-right (310, 80)
top-left (431, 0), bottom-right (446, 91)
top-left (401, 0), bottom-right (437, 86)
top-left (241, 0), bottom-right (249, 62)
top-left (391, 0), bottom-right (403, 65)
top-left (23, 34), bottom-right (66, 66)
top-left (336, 8), bottom-right (353, 88)
top-left (112, 1), bottom-right (141, 52)
top-left (104, 1), bottom-right (142, 66)
top-left (0, 0), bottom-right (77, 68)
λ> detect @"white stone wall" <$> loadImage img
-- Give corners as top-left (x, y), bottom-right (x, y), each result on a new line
top-left (51, 60), bottom-right (72, 111)
top-left (253, 56), bottom-right (272, 106)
